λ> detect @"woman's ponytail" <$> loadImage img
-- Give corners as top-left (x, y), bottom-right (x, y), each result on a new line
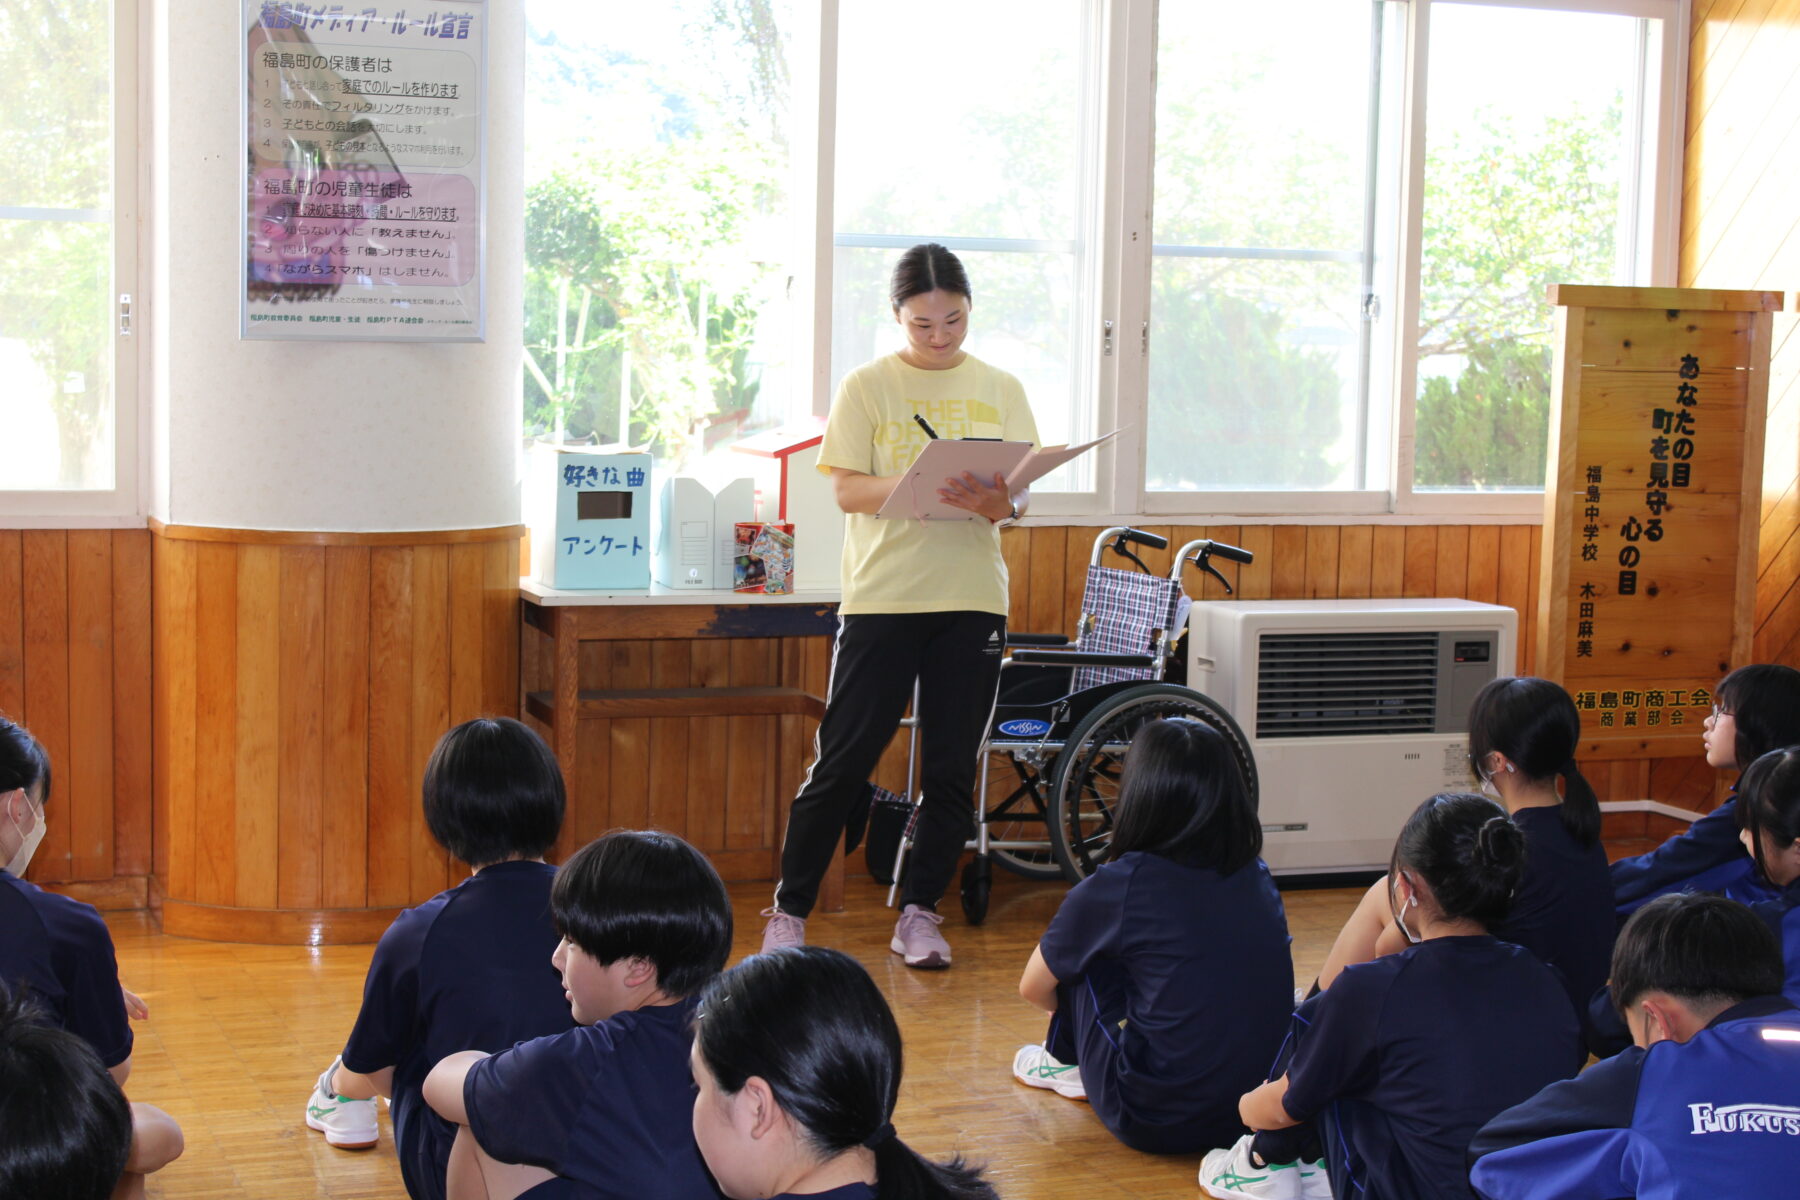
top-left (1555, 758), bottom-right (1601, 847)
top-left (872, 1136), bottom-right (997, 1200)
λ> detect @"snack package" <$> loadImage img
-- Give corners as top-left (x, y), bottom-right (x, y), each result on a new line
top-left (734, 521), bottom-right (795, 593)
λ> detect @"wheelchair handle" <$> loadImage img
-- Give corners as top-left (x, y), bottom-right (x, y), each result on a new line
top-left (1173, 538), bottom-right (1254, 596)
top-left (1090, 526), bottom-right (1169, 570)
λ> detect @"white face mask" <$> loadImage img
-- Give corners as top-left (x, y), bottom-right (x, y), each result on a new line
top-left (5, 790), bottom-right (45, 877)
top-left (1390, 873), bottom-right (1424, 944)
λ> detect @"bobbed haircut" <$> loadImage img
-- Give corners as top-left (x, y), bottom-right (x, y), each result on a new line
top-left (1467, 676), bottom-right (1600, 847)
top-left (696, 946), bottom-right (996, 1200)
top-left (0, 714), bottom-right (51, 807)
top-left (1715, 664), bottom-right (1800, 770)
top-left (1108, 718), bottom-right (1260, 873)
top-left (0, 980), bottom-right (131, 1200)
top-left (1389, 792), bottom-right (1526, 929)
top-left (889, 243), bottom-right (973, 310)
top-left (551, 830), bottom-right (731, 999)
top-left (1610, 892), bottom-right (1783, 1015)
top-left (422, 717), bottom-right (565, 866)
top-left (1735, 745), bottom-right (1800, 881)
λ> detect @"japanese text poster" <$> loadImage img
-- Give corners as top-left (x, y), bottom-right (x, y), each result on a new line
top-left (242, 2), bottom-right (486, 341)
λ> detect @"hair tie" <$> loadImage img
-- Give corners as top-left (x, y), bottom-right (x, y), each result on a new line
top-left (861, 1122), bottom-right (896, 1150)
top-left (1558, 759), bottom-right (1577, 775)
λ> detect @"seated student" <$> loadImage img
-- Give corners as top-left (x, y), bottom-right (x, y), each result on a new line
top-left (1734, 745), bottom-right (1800, 998)
top-left (424, 829), bottom-right (733, 1200)
top-left (1611, 663), bottom-right (1800, 916)
top-left (1203, 793), bottom-right (1581, 1200)
top-left (0, 979), bottom-right (182, 1200)
top-left (0, 716), bottom-right (134, 1078)
top-left (1315, 678), bottom-right (1614, 1036)
top-left (1470, 892), bottom-right (1800, 1199)
top-left (1011, 718), bottom-right (1292, 1154)
top-left (691, 945), bottom-right (999, 1200)
top-left (303, 718), bottom-right (575, 1200)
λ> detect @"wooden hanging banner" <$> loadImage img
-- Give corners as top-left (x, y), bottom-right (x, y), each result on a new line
top-left (1538, 285), bottom-right (1780, 760)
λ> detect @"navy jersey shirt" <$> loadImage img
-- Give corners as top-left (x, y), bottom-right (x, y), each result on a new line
top-left (464, 995), bottom-right (722, 1200)
top-left (1470, 996), bottom-right (1800, 1199)
top-left (340, 860), bottom-right (572, 1200)
top-left (1283, 936), bottom-right (1581, 1200)
top-left (1038, 851), bottom-right (1293, 1146)
top-left (1610, 792), bottom-right (1779, 916)
top-left (1750, 878), bottom-right (1800, 1002)
top-left (0, 869), bottom-right (132, 1068)
top-left (1492, 806), bottom-right (1616, 1031)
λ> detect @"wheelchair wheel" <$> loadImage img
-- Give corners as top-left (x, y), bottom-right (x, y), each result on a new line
top-left (1046, 683), bottom-right (1258, 881)
top-left (979, 749), bottom-right (1064, 880)
top-left (960, 854), bottom-right (992, 925)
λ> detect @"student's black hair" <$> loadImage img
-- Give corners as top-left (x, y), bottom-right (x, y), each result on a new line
top-left (1734, 745), bottom-right (1800, 882)
top-left (1466, 676), bottom-right (1600, 847)
top-left (1714, 664), bottom-right (1800, 771)
top-left (1389, 792), bottom-right (1526, 929)
top-left (422, 716), bottom-right (565, 867)
top-left (0, 713), bottom-right (51, 807)
top-left (0, 980), bottom-right (132, 1200)
top-left (550, 830), bottom-right (731, 999)
top-left (696, 946), bottom-right (998, 1200)
top-left (889, 243), bottom-right (972, 310)
top-left (1610, 892), bottom-right (1783, 1016)
top-left (1108, 717), bottom-right (1260, 873)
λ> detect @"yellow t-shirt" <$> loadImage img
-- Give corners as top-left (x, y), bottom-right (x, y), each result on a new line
top-left (817, 352), bottom-right (1040, 615)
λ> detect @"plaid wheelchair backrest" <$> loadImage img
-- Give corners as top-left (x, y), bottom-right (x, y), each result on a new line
top-left (1070, 564), bottom-right (1189, 690)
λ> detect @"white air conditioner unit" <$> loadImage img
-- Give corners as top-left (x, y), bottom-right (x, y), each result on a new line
top-left (1188, 598), bottom-right (1518, 876)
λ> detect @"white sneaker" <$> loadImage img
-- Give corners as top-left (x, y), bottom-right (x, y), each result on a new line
top-left (304, 1059), bottom-right (379, 1149)
top-left (1299, 1158), bottom-right (1332, 1200)
top-left (1011, 1043), bottom-right (1086, 1100)
top-left (1199, 1134), bottom-right (1303, 1200)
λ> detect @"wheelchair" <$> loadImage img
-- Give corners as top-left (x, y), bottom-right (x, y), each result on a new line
top-left (878, 526), bottom-right (1259, 924)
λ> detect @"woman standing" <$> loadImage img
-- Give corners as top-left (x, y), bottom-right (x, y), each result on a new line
top-left (760, 243), bottom-right (1039, 969)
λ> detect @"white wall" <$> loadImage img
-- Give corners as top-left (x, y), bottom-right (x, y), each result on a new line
top-left (149, 0), bottom-right (523, 532)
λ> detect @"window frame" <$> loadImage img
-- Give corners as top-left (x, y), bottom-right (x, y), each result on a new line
top-left (0, 0), bottom-right (144, 528)
top-left (1106, 0), bottom-right (1686, 522)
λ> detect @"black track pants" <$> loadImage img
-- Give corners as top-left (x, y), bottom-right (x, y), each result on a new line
top-left (775, 610), bottom-right (1006, 918)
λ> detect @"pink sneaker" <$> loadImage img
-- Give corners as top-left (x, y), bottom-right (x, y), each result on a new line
top-left (759, 907), bottom-right (806, 954)
top-left (890, 904), bottom-right (951, 969)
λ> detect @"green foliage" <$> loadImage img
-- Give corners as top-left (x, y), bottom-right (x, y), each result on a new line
top-left (0, 1), bottom-right (112, 486)
top-left (522, 111), bottom-right (777, 458)
top-left (1415, 339), bottom-right (1551, 490)
top-left (1146, 288), bottom-right (1344, 489)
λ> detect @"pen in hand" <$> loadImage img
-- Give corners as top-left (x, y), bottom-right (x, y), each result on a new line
top-left (913, 413), bottom-right (940, 440)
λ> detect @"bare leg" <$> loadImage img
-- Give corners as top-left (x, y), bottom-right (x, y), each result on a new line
top-left (1317, 875), bottom-right (1400, 990)
top-left (112, 1103), bottom-right (184, 1200)
top-left (446, 1123), bottom-right (556, 1200)
top-left (328, 1057), bottom-right (394, 1101)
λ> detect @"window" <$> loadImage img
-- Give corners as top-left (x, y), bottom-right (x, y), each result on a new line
top-left (522, 0), bottom-right (1685, 517)
top-left (0, 0), bottom-right (138, 519)
top-left (831, 0), bottom-right (1103, 491)
top-left (522, 1), bottom-right (804, 469)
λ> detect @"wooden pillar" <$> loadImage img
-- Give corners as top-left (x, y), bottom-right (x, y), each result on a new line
top-left (151, 522), bottom-right (521, 944)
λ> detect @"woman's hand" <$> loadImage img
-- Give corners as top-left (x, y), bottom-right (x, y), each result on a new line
top-left (938, 471), bottom-right (1012, 522)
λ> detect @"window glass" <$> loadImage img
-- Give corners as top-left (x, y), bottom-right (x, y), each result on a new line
top-left (1148, 0), bottom-right (1385, 493)
top-left (1414, 4), bottom-right (1650, 492)
top-left (832, 0), bottom-right (1097, 488)
top-left (0, 2), bottom-right (115, 491)
top-left (522, 1), bottom-right (797, 471)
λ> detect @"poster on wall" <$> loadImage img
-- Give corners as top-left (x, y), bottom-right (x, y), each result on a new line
top-left (1538, 285), bottom-right (1778, 761)
top-left (241, 2), bottom-right (486, 342)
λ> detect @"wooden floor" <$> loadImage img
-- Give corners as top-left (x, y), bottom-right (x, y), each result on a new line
top-left (112, 870), bottom-right (1364, 1200)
